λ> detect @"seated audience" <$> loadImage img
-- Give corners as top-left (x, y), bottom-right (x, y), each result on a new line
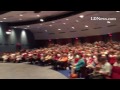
top-left (113, 55), bottom-right (120, 67)
top-left (88, 56), bottom-right (112, 79)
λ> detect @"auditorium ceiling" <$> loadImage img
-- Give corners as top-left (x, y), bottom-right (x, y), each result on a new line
top-left (0, 11), bottom-right (120, 40)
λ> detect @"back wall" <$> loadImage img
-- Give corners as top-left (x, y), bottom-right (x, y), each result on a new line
top-left (0, 23), bottom-right (35, 52)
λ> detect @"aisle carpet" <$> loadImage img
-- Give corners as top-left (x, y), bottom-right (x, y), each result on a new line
top-left (57, 69), bottom-right (70, 78)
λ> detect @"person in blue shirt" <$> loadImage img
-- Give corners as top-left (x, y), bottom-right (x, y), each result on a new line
top-left (71, 54), bottom-right (86, 77)
top-left (75, 58), bottom-right (86, 71)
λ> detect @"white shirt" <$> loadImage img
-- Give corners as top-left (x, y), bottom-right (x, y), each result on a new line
top-left (2, 55), bottom-right (9, 60)
top-left (100, 62), bottom-right (112, 76)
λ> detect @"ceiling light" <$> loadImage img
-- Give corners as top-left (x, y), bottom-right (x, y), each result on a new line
top-left (66, 19), bottom-right (69, 20)
top-left (85, 25), bottom-right (88, 27)
top-left (116, 11), bottom-right (120, 12)
top-left (107, 21), bottom-right (111, 23)
top-left (24, 28), bottom-right (27, 29)
top-left (63, 23), bottom-right (66, 25)
top-left (52, 22), bottom-right (55, 23)
top-left (72, 27), bottom-right (75, 29)
top-left (3, 18), bottom-right (7, 20)
top-left (8, 29), bottom-right (12, 32)
top-left (27, 26), bottom-right (30, 27)
top-left (19, 18), bottom-right (22, 20)
top-left (19, 14), bottom-right (23, 16)
top-left (58, 29), bottom-right (61, 30)
top-left (37, 15), bottom-right (40, 17)
top-left (79, 15), bottom-right (84, 18)
top-left (49, 25), bottom-right (52, 27)
top-left (14, 27), bottom-right (17, 28)
top-left (6, 31), bottom-right (11, 35)
top-left (0, 21), bottom-right (3, 22)
top-left (40, 19), bottom-right (44, 22)
top-left (45, 30), bottom-right (47, 32)
top-left (40, 24), bottom-right (42, 25)
top-left (76, 20), bottom-right (79, 22)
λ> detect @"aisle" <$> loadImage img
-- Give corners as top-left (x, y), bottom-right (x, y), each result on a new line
top-left (0, 63), bottom-right (68, 79)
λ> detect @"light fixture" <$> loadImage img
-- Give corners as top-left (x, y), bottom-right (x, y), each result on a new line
top-left (8, 29), bottom-right (12, 32)
top-left (116, 11), bottom-right (120, 12)
top-left (40, 24), bottom-right (42, 25)
top-left (58, 29), bottom-right (61, 30)
top-left (52, 22), bottom-right (55, 23)
top-left (49, 25), bottom-right (52, 27)
top-left (3, 18), bottom-right (7, 20)
top-left (19, 14), bottom-right (23, 16)
top-left (19, 18), bottom-right (22, 20)
top-left (6, 31), bottom-right (11, 35)
top-left (0, 21), bottom-right (3, 22)
top-left (37, 15), bottom-right (40, 17)
top-left (72, 27), bottom-right (75, 29)
top-left (76, 20), bottom-right (79, 22)
top-left (107, 21), bottom-right (111, 23)
top-left (63, 23), bottom-right (66, 25)
top-left (24, 28), bottom-right (27, 29)
top-left (27, 26), bottom-right (30, 27)
top-left (40, 19), bottom-right (44, 22)
top-left (66, 19), bottom-right (69, 20)
top-left (85, 25), bottom-right (88, 27)
top-left (45, 30), bottom-right (47, 32)
top-left (79, 15), bottom-right (84, 18)
top-left (14, 27), bottom-right (17, 28)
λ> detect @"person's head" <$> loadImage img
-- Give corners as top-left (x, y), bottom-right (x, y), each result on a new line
top-left (98, 56), bottom-right (107, 64)
top-left (116, 55), bottom-right (120, 63)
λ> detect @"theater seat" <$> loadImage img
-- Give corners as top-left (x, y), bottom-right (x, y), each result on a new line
top-left (105, 66), bottom-right (120, 79)
top-left (111, 66), bottom-right (120, 79)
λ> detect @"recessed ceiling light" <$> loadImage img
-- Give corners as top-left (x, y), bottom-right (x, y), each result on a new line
top-left (116, 11), bottom-right (120, 12)
top-left (37, 15), bottom-right (40, 17)
top-left (85, 25), bottom-right (88, 27)
top-left (40, 19), bottom-right (44, 22)
top-left (19, 14), bottom-right (23, 16)
top-left (8, 29), bottom-right (12, 32)
top-left (27, 26), bottom-right (30, 27)
top-left (40, 24), bottom-right (42, 25)
top-left (52, 22), bottom-right (55, 23)
top-left (76, 20), bottom-right (79, 22)
top-left (107, 21), bottom-right (111, 23)
top-left (45, 30), bottom-right (47, 32)
top-left (58, 29), bottom-right (61, 30)
top-left (66, 19), bottom-right (69, 20)
top-left (0, 21), bottom-right (3, 22)
top-left (63, 23), bottom-right (66, 25)
top-left (3, 18), bottom-right (7, 20)
top-left (14, 27), bottom-right (17, 28)
top-left (19, 18), bottom-right (22, 20)
top-left (72, 27), bottom-right (75, 29)
top-left (79, 15), bottom-right (84, 18)
top-left (49, 25), bottom-right (52, 27)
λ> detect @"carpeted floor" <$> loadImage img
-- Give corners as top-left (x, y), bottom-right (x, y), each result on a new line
top-left (57, 70), bottom-right (70, 78)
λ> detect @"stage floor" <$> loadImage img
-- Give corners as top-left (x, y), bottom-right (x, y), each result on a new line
top-left (0, 62), bottom-right (68, 79)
